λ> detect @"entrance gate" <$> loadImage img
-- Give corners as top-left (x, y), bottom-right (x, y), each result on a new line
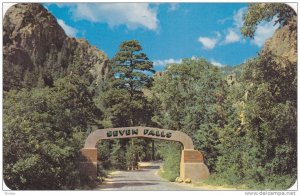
top-left (79, 126), bottom-right (209, 182)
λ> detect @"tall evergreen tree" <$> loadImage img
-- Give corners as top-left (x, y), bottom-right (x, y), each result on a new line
top-left (105, 40), bottom-right (155, 126)
top-left (97, 40), bottom-right (155, 169)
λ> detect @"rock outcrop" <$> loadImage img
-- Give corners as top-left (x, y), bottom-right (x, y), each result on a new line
top-left (3, 3), bottom-right (109, 91)
top-left (262, 16), bottom-right (297, 64)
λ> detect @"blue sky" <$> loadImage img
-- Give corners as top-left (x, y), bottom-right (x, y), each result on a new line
top-left (44, 3), bottom-right (279, 71)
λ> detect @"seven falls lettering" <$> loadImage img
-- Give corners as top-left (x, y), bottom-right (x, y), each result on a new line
top-left (143, 129), bottom-right (172, 138)
top-left (106, 128), bottom-right (172, 138)
top-left (106, 129), bottom-right (139, 137)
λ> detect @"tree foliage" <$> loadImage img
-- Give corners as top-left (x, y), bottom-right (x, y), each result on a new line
top-left (3, 41), bottom-right (103, 189)
top-left (241, 3), bottom-right (296, 38)
top-left (99, 40), bottom-right (155, 127)
top-left (96, 40), bottom-right (156, 169)
top-left (151, 58), bottom-right (229, 171)
top-left (215, 3), bottom-right (297, 189)
top-left (243, 51), bottom-right (296, 183)
top-left (157, 142), bottom-right (181, 181)
top-left (3, 74), bottom-right (100, 189)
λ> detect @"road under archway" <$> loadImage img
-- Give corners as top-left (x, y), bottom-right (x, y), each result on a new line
top-left (79, 126), bottom-right (209, 183)
top-left (96, 161), bottom-right (204, 190)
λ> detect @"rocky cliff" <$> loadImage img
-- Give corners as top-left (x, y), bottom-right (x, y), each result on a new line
top-left (3, 3), bottom-right (109, 91)
top-left (262, 15), bottom-right (297, 64)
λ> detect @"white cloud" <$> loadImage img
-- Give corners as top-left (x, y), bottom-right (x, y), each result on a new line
top-left (67, 3), bottom-right (158, 31)
top-left (222, 29), bottom-right (241, 44)
top-left (198, 32), bottom-right (221, 50)
top-left (251, 18), bottom-right (279, 47)
top-left (231, 7), bottom-right (278, 47)
top-left (196, 6), bottom-right (278, 52)
top-left (233, 7), bottom-right (247, 28)
top-left (217, 7), bottom-right (247, 27)
top-left (198, 37), bottom-right (218, 50)
top-left (153, 58), bottom-right (182, 67)
top-left (219, 7), bottom-right (247, 46)
top-left (217, 17), bottom-right (231, 25)
top-left (55, 3), bottom-right (71, 8)
top-left (191, 56), bottom-right (197, 60)
top-left (210, 59), bottom-right (226, 67)
top-left (57, 19), bottom-right (78, 37)
top-left (168, 3), bottom-right (179, 11)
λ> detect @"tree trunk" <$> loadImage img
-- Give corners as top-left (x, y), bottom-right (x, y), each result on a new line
top-left (152, 140), bottom-right (155, 161)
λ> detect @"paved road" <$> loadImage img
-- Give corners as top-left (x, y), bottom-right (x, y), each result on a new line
top-left (96, 162), bottom-right (202, 191)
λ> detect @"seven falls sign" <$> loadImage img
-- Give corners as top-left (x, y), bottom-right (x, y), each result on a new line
top-left (106, 128), bottom-right (172, 138)
top-left (81, 126), bottom-right (210, 182)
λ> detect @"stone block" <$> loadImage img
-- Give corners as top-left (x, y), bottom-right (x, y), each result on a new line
top-left (182, 150), bottom-right (204, 163)
top-left (79, 161), bottom-right (97, 179)
top-left (180, 150), bottom-right (209, 182)
top-left (80, 148), bottom-right (97, 162)
top-left (180, 162), bottom-right (209, 182)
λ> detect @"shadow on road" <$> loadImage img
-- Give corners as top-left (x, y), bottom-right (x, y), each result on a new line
top-left (107, 175), bottom-right (125, 178)
top-left (111, 179), bottom-right (165, 183)
top-left (139, 165), bottom-right (160, 169)
top-left (99, 182), bottom-right (158, 189)
top-left (97, 161), bottom-right (197, 190)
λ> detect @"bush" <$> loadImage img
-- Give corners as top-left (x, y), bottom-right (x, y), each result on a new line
top-left (3, 76), bottom-right (100, 189)
top-left (157, 142), bottom-right (181, 181)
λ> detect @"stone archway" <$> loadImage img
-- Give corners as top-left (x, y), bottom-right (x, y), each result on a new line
top-left (79, 126), bottom-right (209, 182)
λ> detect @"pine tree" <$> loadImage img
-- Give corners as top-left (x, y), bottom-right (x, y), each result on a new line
top-left (107, 40), bottom-right (155, 126)
top-left (98, 40), bottom-right (155, 169)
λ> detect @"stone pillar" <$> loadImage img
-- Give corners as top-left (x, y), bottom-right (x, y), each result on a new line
top-left (79, 148), bottom-right (97, 180)
top-left (180, 150), bottom-right (209, 182)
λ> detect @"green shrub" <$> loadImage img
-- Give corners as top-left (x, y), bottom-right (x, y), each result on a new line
top-left (157, 142), bottom-right (181, 181)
